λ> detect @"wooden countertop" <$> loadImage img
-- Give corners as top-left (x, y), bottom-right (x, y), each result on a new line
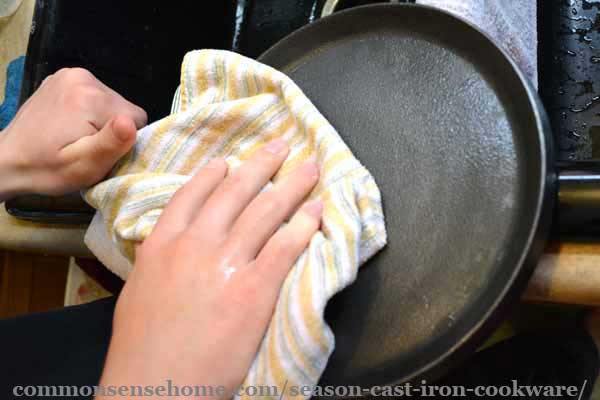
top-left (1, 202), bottom-right (599, 305)
top-left (0, 205), bottom-right (91, 257)
top-left (0, 1), bottom-right (91, 256)
top-left (525, 241), bottom-right (600, 306)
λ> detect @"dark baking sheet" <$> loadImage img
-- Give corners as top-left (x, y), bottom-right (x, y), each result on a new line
top-left (7, 0), bottom-right (600, 222)
top-left (6, 0), bottom-right (240, 222)
top-left (6, 0), bottom-right (331, 222)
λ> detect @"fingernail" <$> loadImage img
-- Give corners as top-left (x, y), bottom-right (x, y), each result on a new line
top-left (265, 139), bottom-right (288, 154)
top-left (303, 200), bottom-right (323, 218)
top-left (302, 162), bottom-right (320, 180)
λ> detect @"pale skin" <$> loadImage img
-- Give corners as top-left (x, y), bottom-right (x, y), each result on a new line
top-left (0, 68), bottom-right (322, 399)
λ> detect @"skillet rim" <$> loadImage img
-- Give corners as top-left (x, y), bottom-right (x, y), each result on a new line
top-left (258, 3), bottom-right (554, 387)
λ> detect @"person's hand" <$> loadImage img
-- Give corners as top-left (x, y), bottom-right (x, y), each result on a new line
top-left (0, 68), bottom-right (147, 199)
top-left (98, 140), bottom-right (322, 399)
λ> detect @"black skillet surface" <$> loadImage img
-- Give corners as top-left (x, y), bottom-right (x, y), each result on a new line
top-left (259, 4), bottom-right (553, 387)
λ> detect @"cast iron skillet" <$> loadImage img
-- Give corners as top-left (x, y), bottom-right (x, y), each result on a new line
top-left (259, 4), bottom-right (561, 387)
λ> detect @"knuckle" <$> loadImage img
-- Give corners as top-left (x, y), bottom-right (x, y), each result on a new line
top-left (118, 101), bottom-right (147, 126)
top-left (56, 67), bottom-right (95, 83)
top-left (61, 89), bottom-right (82, 109)
top-left (262, 238), bottom-right (294, 267)
top-left (70, 67), bottom-right (95, 79)
top-left (40, 74), bottom-right (54, 86)
top-left (260, 192), bottom-right (285, 214)
top-left (168, 179), bottom-right (203, 207)
top-left (136, 107), bottom-right (148, 125)
top-left (220, 173), bottom-right (247, 196)
top-left (62, 85), bottom-right (103, 109)
top-left (53, 67), bottom-right (71, 78)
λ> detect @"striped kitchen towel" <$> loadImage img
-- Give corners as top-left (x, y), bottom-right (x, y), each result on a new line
top-left (83, 50), bottom-right (386, 399)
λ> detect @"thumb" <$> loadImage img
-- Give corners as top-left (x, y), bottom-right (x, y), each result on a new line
top-left (89, 115), bottom-right (137, 170)
top-left (60, 115), bottom-right (137, 186)
top-left (63, 115), bottom-right (137, 164)
top-left (99, 115), bottom-right (138, 151)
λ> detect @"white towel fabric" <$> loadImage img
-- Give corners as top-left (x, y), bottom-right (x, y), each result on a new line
top-left (417, 0), bottom-right (538, 87)
top-left (83, 50), bottom-right (386, 399)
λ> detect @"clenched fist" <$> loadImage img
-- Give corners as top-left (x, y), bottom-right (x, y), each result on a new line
top-left (0, 67), bottom-right (147, 200)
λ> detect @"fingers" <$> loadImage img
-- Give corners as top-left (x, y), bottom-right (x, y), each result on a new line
top-left (60, 115), bottom-right (137, 179)
top-left (39, 74), bottom-right (54, 88)
top-left (227, 161), bottom-right (319, 262)
top-left (97, 80), bottom-right (148, 129)
top-left (151, 159), bottom-right (228, 240)
top-left (112, 96), bottom-right (148, 129)
top-left (189, 139), bottom-right (289, 236)
top-left (93, 93), bottom-right (147, 130)
top-left (62, 68), bottom-right (148, 130)
top-left (255, 200), bottom-right (323, 284)
top-left (131, 106), bottom-right (148, 129)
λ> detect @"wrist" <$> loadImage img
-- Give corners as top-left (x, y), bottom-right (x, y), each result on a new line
top-left (0, 131), bottom-right (27, 201)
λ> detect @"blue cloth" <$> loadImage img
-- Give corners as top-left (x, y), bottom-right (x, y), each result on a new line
top-left (0, 56), bottom-right (25, 130)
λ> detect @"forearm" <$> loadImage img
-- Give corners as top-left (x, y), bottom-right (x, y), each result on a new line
top-left (0, 132), bottom-right (26, 202)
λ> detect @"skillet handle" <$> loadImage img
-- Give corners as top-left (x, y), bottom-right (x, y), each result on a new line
top-left (557, 162), bottom-right (600, 235)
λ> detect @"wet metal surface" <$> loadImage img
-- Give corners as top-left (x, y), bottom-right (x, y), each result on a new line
top-left (540, 0), bottom-right (600, 160)
top-left (261, 4), bottom-right (548, 387)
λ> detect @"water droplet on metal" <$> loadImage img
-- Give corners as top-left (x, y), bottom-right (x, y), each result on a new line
top-left (570, 94), bottom-right (600, 112)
